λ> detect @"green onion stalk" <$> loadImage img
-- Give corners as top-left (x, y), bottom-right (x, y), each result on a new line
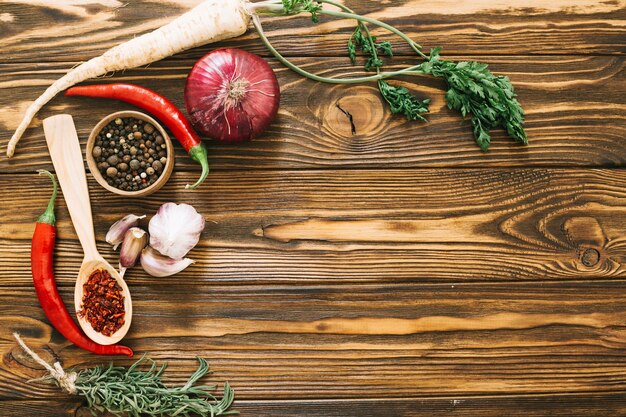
top-left (250, 0), bottom-right (527, 151)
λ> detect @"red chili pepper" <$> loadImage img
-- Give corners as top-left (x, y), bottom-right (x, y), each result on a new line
top-left (65, 83), bottom-right (209, 189)
top-left (31, 171), bottom-right (133, 357)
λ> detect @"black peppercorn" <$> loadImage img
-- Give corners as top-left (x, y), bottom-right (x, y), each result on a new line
top-left (95, 116), bottom-right (168, 193)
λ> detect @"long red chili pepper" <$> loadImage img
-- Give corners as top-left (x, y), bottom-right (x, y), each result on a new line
top-left (65, 83), bottom-right (209, 189)
top-left (31, 171), bottom-right (133, 357)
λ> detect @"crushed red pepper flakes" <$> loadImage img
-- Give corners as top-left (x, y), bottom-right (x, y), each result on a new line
top-left (77, 269), bottom-right (125, 336)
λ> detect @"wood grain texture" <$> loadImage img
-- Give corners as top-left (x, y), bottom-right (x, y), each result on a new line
top-left (1, 281), bottom-right (626, 400)
top-left (2, 169), bottom-right (626, 285)
top-left (2, 0), bottom-right (625, 415)
top-left (0, 56), bottom-right (624, 171)
top-left (4, 394), bottom-right (626, 417)
top-left (0, 0), bottom-right (625, 63)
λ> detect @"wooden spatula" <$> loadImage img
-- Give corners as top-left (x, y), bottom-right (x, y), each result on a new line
top-left (43, 114), bottom-right (132, 345)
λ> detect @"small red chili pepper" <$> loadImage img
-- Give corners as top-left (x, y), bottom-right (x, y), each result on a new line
top-left (31, 171), bottom-right (132, 357)
top-left (65, 83), bottom-right (209, 189)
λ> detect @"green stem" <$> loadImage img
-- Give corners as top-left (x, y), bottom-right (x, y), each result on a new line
top-left (252, 15), bottom-right (424, 84)
top-left (247, 1), bottom-right (284, 15)
top-left (186, 143), bottom-right (210, 190)
top-left (359, 17), bottom-right (381, 74)
top-left (37, 170), bottom-right (57, 225)
top-left (250, 0), bottom-right (428, 59)
top-left (253, 0), bottom-right (425, 56)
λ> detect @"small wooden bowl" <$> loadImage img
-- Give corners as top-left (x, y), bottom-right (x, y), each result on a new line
top-left (86, 111), bottom-right (174, 197)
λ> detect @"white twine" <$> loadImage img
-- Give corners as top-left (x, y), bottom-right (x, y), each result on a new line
top-left (13, 333), bottom-right (77, 394)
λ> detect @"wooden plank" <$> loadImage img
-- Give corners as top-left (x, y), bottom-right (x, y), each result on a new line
top-left (1, 281), bottom-right (626, 400)
top-left (0, 401), bottom-right (79, 417)
top-left (1, 56), bottom-right (624, 172)
top-left (1, 169), bottom-right (626, 286)
top-left (3, 1), bottom-right (624, 415)
top-left (1, 0), bottom-right (624, 63)
top-left (234, 395), bottom-right (626, 416)
top-left (4, 393), bottom-right (626, 417)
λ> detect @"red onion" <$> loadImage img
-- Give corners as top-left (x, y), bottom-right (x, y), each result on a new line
top-left (185, 48), bottom-right (280, 143)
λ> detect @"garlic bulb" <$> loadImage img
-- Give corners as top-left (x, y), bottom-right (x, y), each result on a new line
top-left (106, 214), bottom-right (146, 250)
top-left (140, 246), bottom-right (195, 277)
top-left (148, 203), bottom-right (205, 259)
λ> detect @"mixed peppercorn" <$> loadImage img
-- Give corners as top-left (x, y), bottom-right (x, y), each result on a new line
top-left (78, 269), bottom-right (125, 337)
top-left (93, 117), bottom-right (168, 192)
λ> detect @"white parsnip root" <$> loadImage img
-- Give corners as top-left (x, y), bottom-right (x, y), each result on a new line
top-left (6, 0), bottom-right (250, 157)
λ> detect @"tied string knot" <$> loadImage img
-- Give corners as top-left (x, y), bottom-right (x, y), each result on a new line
top-left (13, 333), bottom-right (78, 394)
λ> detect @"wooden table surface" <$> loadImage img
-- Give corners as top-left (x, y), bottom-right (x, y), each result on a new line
top-left (1, 1), bottom-right (625, 415)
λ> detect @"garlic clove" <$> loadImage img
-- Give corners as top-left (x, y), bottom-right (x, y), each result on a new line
top-left (119, 227), bottom-right (148, 270)
top-left (106, 214), bottom-right (146, 250)
top-left (149, 203), bottom-right (205, 259)
top-left (140, 246), bottom-right (195, 277)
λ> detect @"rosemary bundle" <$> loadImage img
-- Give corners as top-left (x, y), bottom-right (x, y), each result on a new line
top-left (14, 334), bottom-right (236, 417)
top-left (75, 358), bottom-right (235, 417)
top-left (252, 0), bottom-right (528, 151)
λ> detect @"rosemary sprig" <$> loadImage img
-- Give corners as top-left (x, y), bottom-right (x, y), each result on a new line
top-left (253, 0), bottom-right (528, 151)
top-left (73, 357), bottom-right (236, 417)
top-left (13, 333), bottom-right (236, 417)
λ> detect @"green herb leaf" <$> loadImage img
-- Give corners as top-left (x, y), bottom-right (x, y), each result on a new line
top-left (353, 29), bottom-right (366, 47)
top-left (347, 38), bottom-right (357, 63)
top-left (422, 48), bottom-right (527, 150)
top-left (377, 41), bottom-right (393, 57)
top-left (348, 27), bottom-right (392, 70)
top-left (378, 79), bottom-right (430, 122)
top-left (365, 57), bottom-right (384, 71)
top-left (281, 0), bottom-right (322, 22)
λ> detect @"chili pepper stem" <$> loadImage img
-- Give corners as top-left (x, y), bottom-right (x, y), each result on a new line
top-left (36, 170), bottom-right (57, 225)
top-left (186, 143), bottom-right (210, 189)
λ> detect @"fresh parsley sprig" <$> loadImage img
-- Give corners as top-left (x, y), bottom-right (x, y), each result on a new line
top-left (253, 0), bottom-right (527, 150)
top-left (421, 48), bottom-right (527, 150)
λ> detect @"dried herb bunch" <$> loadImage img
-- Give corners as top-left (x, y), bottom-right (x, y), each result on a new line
top-left (14, 334), bottom-right (236, 417)
top-left (71, 357), bottom-right (236, 417)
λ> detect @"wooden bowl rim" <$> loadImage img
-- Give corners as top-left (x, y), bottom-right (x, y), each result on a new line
top-left (86, 110), bottom-right (175, 197)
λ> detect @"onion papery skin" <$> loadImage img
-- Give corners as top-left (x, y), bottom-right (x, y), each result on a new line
top-left (185, 48), bottom-right (280, 143)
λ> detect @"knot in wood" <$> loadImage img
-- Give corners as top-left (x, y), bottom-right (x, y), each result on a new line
top-left (581, 248), bottom-right (600, 267)
top-left (322, 89), bottom-right (387, 140)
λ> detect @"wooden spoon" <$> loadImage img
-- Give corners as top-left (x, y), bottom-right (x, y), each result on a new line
top-left (43, 114), bottom-right (132, 345)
